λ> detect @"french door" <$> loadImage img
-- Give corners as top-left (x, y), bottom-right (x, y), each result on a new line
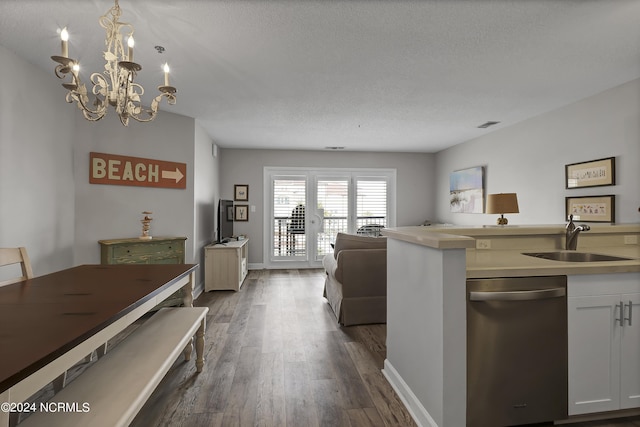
top-left (265, 167), bottom-right (395, 268)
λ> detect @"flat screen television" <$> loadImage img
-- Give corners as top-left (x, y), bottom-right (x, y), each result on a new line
top-left (217, 199), bottom-right (234, 243)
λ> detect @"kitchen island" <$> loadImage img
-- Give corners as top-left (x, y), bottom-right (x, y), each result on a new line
top-left (381, 224), bottom-right (640, 427)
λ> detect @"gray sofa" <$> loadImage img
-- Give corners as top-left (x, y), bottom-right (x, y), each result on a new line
top-left (322, 232), bottom-right (387, 326)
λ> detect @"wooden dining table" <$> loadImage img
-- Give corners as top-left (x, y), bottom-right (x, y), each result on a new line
top-left (0, 263), bottom-right (197, 426)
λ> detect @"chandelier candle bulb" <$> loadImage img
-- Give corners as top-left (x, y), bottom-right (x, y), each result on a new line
top-left (60, 27), bottom-right (69, 58)
top-left (163, 63), bottom-right (170, 86)
top-left (127, 36), bottom-right (134, 62)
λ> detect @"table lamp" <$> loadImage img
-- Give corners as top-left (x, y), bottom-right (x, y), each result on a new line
top-left (486, 193), bottom-right (519, 225)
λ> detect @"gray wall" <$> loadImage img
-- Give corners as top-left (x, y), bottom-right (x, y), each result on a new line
top-left (0, 44), bottom-right (218, 289)
top-left (72, 110), bottom-right (197, 265)
top-left (435, 78), bottom-right (640, 226)
top-left (194, 125), bottom-right (220, 285)
top-left (0, 44), bottom-right (76, 277)
top-left (219, 149), bottom-right (436, 265)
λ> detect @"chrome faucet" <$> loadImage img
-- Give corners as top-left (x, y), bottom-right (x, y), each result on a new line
top-left (566, 214), bottom-right (590, 250)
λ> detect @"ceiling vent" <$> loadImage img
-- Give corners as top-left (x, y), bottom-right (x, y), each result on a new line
top-left (477, 121), bottom-right (500, 129)
top-left (325, 146), bottom-right (345, 150)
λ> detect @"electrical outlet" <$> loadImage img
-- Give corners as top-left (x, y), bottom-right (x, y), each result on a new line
top-left (624, 235), bottom-right (639, 245)
top-left (476, 239), bottom-right (491, 250)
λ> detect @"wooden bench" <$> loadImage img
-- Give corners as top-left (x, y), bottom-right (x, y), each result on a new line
top-left (19, 307), bottom-right (208, 427)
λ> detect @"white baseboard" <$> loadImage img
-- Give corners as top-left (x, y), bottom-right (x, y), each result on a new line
top-left (193, 282), bottom-right (204, 299)
top-left (382, 359), bottom-right (439, 427)
top-left (247, 263), bottom-right (323, 270)
top-left (248, 263), bottom-right (265, 270)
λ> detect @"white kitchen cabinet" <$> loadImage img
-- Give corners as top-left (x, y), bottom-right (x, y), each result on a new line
top-left (619, 294), bottom-right (640, 409)
top-left (568, 273), bottom-right (640, 416)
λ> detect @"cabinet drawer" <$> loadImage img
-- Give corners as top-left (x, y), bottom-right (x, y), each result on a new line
top-left (111, 242), bottom-right (183, 259)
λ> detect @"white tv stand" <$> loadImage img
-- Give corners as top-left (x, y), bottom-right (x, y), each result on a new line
top-left (204, 239), bottom-right (249, 291)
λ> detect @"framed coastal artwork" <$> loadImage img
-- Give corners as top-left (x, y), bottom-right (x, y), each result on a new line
top-left (565, 157), bottom-right (615, 189)
top-left (450, 166), bottom-right (484, 213)
top-left (566, 195), bottom-right (615, 223)
top-left (234, 204), bottom-right (249, 221)
top-left (234, 184), bottom-right (249, 201)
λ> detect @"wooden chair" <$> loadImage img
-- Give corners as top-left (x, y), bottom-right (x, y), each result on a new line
top-left (0, 247), bottom-right (68, 422)
top-left (0, 247), bottom-right (34, 286)
top-left (0, 248), bottom-right (34, 426)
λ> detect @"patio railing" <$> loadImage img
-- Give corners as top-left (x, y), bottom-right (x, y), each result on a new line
top-left (273, 215), bottom-right (386, 257)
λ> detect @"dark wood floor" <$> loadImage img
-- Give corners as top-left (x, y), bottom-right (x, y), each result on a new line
top-left (17, 268), bottom-right (640, 426)
top-left (131, 268), bottom-right (416, 426)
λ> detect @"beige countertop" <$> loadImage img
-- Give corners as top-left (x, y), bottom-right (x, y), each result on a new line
top-left (383, 224), bottom-right (640, 240)
top-left (466, 246), bottom-right (640, 278)
top-left (382, 224), bottom-right (640, 278)
top-left (381, 227), bottom-right (476, 249)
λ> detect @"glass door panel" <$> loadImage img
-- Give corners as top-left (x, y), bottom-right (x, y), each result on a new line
top-left (266, 167), bottom-right (394, 268)
top-left (316, 178), bottom-right (349, 261)
top-left (272, 177), bottom-right (307, 260)
top-left (355, 178), bottom-right (388, 235)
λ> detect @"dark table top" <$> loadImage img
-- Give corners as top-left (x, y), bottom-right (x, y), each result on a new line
top-left (0, 263), bottom-right (197, 392)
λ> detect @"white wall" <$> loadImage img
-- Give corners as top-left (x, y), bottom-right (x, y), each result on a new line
top-left (219, 148), bottom-right (436, 265)
top-left (435, 79), bottom-right (640, 226)
top-left (0, 44), bottom-right (76, 277)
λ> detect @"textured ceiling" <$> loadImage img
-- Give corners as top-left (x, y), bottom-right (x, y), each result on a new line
top-left (1, 0), bottom-right (639, 152)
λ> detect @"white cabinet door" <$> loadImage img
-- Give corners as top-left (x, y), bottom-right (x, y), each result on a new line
top-left (568, 295), bottom-right (621, 415)
top-left (620, 293), bottom-right (640, 409)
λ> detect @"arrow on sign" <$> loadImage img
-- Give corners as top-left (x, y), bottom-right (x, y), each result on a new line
top-left (162, 168), bottom-right (184, 183)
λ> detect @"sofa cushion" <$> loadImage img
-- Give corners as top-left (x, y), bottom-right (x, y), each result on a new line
top-left (333, 232), bottom-right (386, 259)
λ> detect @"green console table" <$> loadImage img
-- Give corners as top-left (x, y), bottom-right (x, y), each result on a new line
top-left (99, 236), bottom-right (188, 308)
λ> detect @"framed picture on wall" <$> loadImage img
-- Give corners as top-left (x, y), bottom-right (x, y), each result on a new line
top-left (234, 204), bottom-right (249, 221)
top-left (566, 195), bottom-right (615, 223)
top-left (234, 184), bottom-right (249, 201)
top-left (449, 166), bottom-right (484, 213)
top-left (565, 157), bottom-right (615, 189)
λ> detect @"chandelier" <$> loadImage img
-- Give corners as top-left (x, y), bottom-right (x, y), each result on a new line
top-left (51, 0), bottom-right (177, 126)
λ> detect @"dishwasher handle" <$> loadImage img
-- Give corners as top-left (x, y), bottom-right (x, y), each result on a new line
top-left (469, 287), bottom-right (566, 302)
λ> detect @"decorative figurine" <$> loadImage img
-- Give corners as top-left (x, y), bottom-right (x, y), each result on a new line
top-left (140, 211), bottom-right (153, 240)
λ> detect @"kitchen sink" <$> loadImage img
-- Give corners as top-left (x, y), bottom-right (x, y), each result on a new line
top-left (522, 251), bottom-right (634, 262)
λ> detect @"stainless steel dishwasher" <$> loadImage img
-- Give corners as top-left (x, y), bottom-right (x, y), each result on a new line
top-left (466, 276), bottom-right (568, 427)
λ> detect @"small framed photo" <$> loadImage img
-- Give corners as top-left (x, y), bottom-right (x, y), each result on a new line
top-left (234, 184), bottom-right (249, 201)
top-left (565, 157), bottom-right (615, 189)
top-left (234, 204), bottom-right (249, 222)
top-left (566, 195), bottom-right (615, 223)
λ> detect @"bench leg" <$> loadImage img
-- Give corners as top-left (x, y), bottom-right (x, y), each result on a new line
top-left (195, 318), bottom-right (206, 373)
top-left (183, 338), bottom-right (193, 362)
top-left (182, 318), bottom-right (206, 372)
